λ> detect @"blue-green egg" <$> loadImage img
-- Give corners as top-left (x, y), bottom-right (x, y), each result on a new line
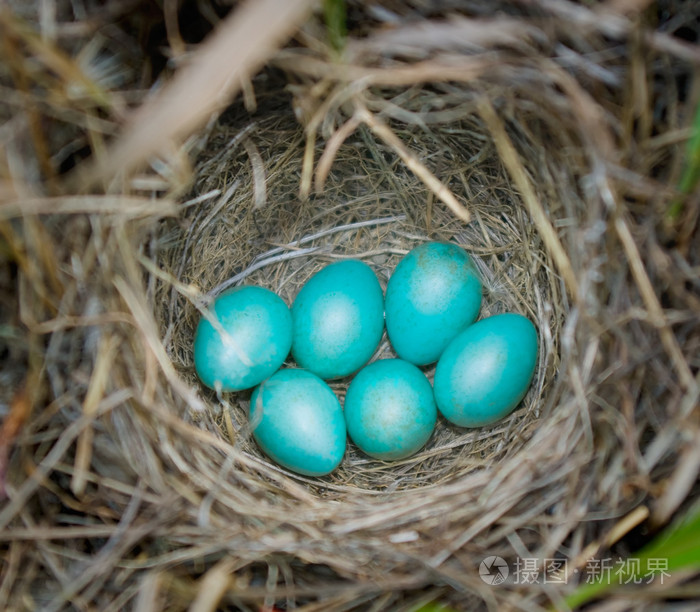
top-left (193, 286), bottom-right (292, 392)
top-left (249, 369), bottom-right (346, 476)
top-left (344, 359), bottom-right (437, 460)
top-left (291, 260), bottom-right (384, 380)
top-left (433, 313), bottom-right (538, 428)
top-left (385, 242), bottom-right (482, 366)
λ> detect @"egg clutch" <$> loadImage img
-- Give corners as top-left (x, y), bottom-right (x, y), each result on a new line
top-left (193, 242), bottom-right (538, 477)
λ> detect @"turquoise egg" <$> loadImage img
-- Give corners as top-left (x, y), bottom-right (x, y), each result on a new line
top-left (433, 313), bottom-right (538, 427)
top-left (193, 286), bottom-right (292, 392)
top-left (344, 359), bottom-right (437, 460)
top-left (385, 242), bottom-right (482, 366)
top-left (291, 260), bottom-right (384, 380)
top-left (249, 369), bottom-right (346, 476)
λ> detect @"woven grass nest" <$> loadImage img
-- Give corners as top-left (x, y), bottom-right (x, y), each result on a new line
top-left (1, 1), bottom-right (699, 610)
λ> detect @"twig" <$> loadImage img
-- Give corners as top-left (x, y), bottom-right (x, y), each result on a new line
top-left (274, 53), bottom-right (492, 87)
top-left (207, 247), bottom-right (323, 298)
top-left (567, 505), bottom-right (650, 580)
top-left (354, 100), bottom-right (471, 223)
top-left (315, 113), bottom-right (363, 194)
top-left (71, 0), bottom-right (316, 191)
top-left (652, 430), bottom-right (700, 526)
top-left (477, 97), bottom-right (580, 301)
top-left (71, 335), bottom-right (120, 496)
top-left (0, 195), bottom-right (178, 220)
top-left (253, 215), bottom-right (406, 261)
top-left (242, 138), bottom-right (267, 209)
top-left (209, 215), bottom-right (406, 297)
top-left (115, 277), bottom-right (206, 412)
top-left (612, 211), bottom-right (695, 390)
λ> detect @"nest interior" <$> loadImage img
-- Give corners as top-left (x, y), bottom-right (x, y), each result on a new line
top-left (158, 86), bottom-right (562, 494)
top-left (0, 1), bottom-right (699, 611)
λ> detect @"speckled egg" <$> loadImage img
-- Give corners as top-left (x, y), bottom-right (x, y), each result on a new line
top-left (249, 369), bottom-right (346, 476)
top-left (385, 242), bottom-right (482, 366)
top-left (344, 359), bottom-right (437, 460)
top-left (193, 286), bottom-right (292, 392)
top-left (433, 313), bottom-right (538, 428)
top-left (291, 259), bottom-right (384, 380)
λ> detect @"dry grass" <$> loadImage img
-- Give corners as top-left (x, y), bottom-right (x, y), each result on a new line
top-left (0, 0), bottom-right (699, 610)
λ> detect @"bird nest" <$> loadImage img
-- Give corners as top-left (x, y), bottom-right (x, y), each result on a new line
top-left (0, 1), bottom-right (698, 610)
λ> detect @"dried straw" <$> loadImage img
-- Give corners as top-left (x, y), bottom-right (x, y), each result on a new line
top-left (0, 0), bottom-right (698, 610)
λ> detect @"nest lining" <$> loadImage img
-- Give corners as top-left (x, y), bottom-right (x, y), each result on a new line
top-left (155, 90), bottom-right (563, 495)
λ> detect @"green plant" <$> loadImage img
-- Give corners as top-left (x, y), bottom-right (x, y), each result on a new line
top-left (564, 502), bottom-right (700, 609)
top-left (669, 99), bottom-right (700, 220)
top-left (323, 0), bottom-right (347, 54)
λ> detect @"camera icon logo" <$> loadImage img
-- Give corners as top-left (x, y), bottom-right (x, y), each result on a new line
top-left (479, 556), bottom-right (509, 585)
